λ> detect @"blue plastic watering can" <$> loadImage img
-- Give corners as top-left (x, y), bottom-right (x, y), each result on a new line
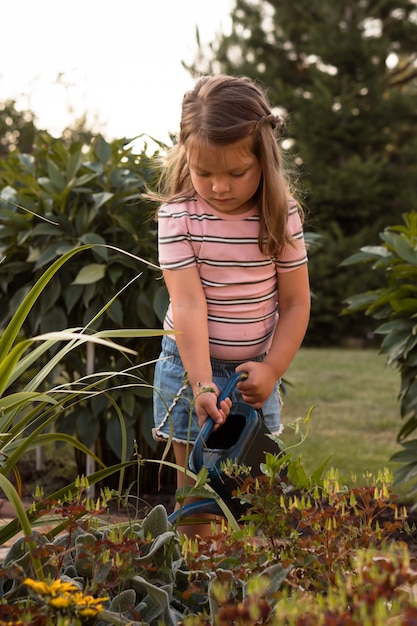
top-left (168, 372), bottom-right (281, 524)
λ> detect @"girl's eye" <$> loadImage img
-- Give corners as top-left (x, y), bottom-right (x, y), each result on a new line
top-left (196, 172), bottom-right (210, 177)
top-left (231, 171), bottom-right (246, 178)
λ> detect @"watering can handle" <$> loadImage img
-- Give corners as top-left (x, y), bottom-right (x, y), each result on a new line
top-left (217, 371), bottom-right (248, 405)
top-left (189, 371), bottom-right (248, 473)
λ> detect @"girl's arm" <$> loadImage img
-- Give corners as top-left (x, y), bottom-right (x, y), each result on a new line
top-left (163, 266), bottom-right (230, 427)
top-left (236, 264), bottom-right (310, 408)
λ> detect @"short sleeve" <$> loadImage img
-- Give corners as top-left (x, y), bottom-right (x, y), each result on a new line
top-left (276, 201), bottom-right (308, 272)
top-left (158, 203), bottom-right (197, 270)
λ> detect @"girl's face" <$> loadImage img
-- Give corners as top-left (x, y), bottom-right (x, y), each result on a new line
top-left (187, 138), bottom-right (262, 215)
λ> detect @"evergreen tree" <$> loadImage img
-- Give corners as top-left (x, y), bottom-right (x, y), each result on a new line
top-left (189, 0), bottom-right (417, 345)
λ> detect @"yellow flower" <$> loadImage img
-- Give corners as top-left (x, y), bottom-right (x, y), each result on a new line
top-left (24, 578), bottom-right (50, 595)
top-left (49, 595), bottom-right (74, 609)
top-left (78, 606), bottom-right (103, 618)
top-left (48, 579), bottom-right (79, 596)
top-left (74, 591), bottom-right (107, 606)
top-left (24, 577), bottom-right (78, 598)
top-left (73, 591), bottom-right (107, 614)
top-left (24, 577), bottom-right (107, 619)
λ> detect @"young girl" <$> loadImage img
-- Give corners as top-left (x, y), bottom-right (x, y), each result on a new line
top-left (152, 75), bottom-right (310, 535)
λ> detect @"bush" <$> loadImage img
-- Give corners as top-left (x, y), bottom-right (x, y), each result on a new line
top-left (0, 133), bottom-right (169, 489)
top-left (343, 212), bottom-right (417, 500)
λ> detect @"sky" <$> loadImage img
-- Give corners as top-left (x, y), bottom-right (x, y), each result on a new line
top-left (2, 1), bottom-right (234, 147)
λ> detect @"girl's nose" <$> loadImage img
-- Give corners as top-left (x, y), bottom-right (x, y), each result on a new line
top-left (212, 177), bottom-right (230, 194)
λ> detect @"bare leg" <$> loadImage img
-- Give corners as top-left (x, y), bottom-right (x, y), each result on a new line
top-left (173, 441), bottom-right (222, 538)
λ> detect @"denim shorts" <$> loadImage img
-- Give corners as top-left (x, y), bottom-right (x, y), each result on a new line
top-left (153, 335), bottom-right (282, 444)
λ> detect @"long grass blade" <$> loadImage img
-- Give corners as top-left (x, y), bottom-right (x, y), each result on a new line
top-left (0, 245), bottom-right (93, 362)
top-left (0, 475), bottom-right (44, 580)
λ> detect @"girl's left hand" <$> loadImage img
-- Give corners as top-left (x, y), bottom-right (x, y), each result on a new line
top-left (235, 361), bottom-right (278, 408)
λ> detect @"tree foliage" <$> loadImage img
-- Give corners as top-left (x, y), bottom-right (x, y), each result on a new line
top-left (0, 100), bottom-right (37, 157)
top-left (0, 99), bottom-right (95, 158)
top-left (189, 0), bottom-right (417, 345)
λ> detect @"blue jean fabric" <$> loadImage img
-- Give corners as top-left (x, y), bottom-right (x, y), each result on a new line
top-left (153, 335), bottom-right (282, 444)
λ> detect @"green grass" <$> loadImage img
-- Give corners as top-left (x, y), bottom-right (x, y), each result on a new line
top-left (281, 348), bottom-right (403, 488)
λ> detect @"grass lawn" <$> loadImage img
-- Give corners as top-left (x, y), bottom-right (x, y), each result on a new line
top-left (281, 347), bottom-right (404, 490)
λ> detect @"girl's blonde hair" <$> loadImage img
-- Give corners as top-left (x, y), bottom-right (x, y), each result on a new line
top-left (155, 74), bottom-right (301, 256)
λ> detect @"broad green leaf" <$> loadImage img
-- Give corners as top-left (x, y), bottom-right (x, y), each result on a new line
top-left (72, 171), bottom-right (99, 187)
top-left (17, 153), bottom-right (36, 174)
top-left (120, 389), bottom-right (135, 415)
top-left (37, 177), bottom-right (58, 196)
top-left (107, 298), bottom-right (123, 326)
top-left (56, 242), bottom-right (76, 255)
top-left (31, 222), bottom-right (61, 236)
top-left (393, 236), bottom-right (417, 265)
top-left (360, 245), bottom-right (390, 256)
top-left (392, 462), bottom-right (417, 485)
top-left (92, 191), bottom-right (113, 210)
top-left (106, 419), bottom-right (134, 461)
top-left (93, 134), bottom-right (112, 163)
top-left (310, 454), bottom-right (333, 485)
top-left (76, 410), bottom-right (100, 448)
top-left (398, 417), bottom-right (417, 441)
top-left (47, 158), bottom-right (66, 192)
top-left (0, 185), bottom-right (17, 205)
top-left (194, 466), bottom-right (209, 489)
top-left (79, 232), bottom-right (106, 246)
top-left (340, 247), bottom-right (387, 266)
top-left (0, 206), bottom-right (29, 227)
top-left (72, 263), bottom-right (106, 285)
top-left (376, 320), bottom-right (414, 334)
top-left (340, 251), bottom-right (375, 266)
top-left (153, 285), bottom-right (169, 323)
top-left (66, 148), bottom-right (83, 181)
top-left (64, 283), bottom-right (83, 314)
top-left (27, 246), bottom-right (40, 262)
top-left (33, 242), bottom-right (68, 270)
top-left (287, 457), bottom-right (310, 489)
top-left (75, 204), bottom-right (90, 233)
top-left (380, 333), bottom-right (409, 362)
top-left (136, 291), bottom-right (155, 327)
top-left (343, 291), bottom-right (382, 312)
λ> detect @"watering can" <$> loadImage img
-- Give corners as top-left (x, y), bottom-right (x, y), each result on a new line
top-left (168, 372), bottom-right (282, 524)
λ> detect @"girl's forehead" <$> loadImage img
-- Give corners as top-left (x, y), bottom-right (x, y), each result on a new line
top-left (187, 137), bottom-right (256, 169)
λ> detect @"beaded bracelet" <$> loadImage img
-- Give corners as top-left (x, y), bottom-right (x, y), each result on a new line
top-left (196, 382), bottom-right (216, 395)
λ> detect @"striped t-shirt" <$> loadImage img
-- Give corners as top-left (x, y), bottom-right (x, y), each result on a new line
top-left (158, 194), bottom-right (308, 361)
